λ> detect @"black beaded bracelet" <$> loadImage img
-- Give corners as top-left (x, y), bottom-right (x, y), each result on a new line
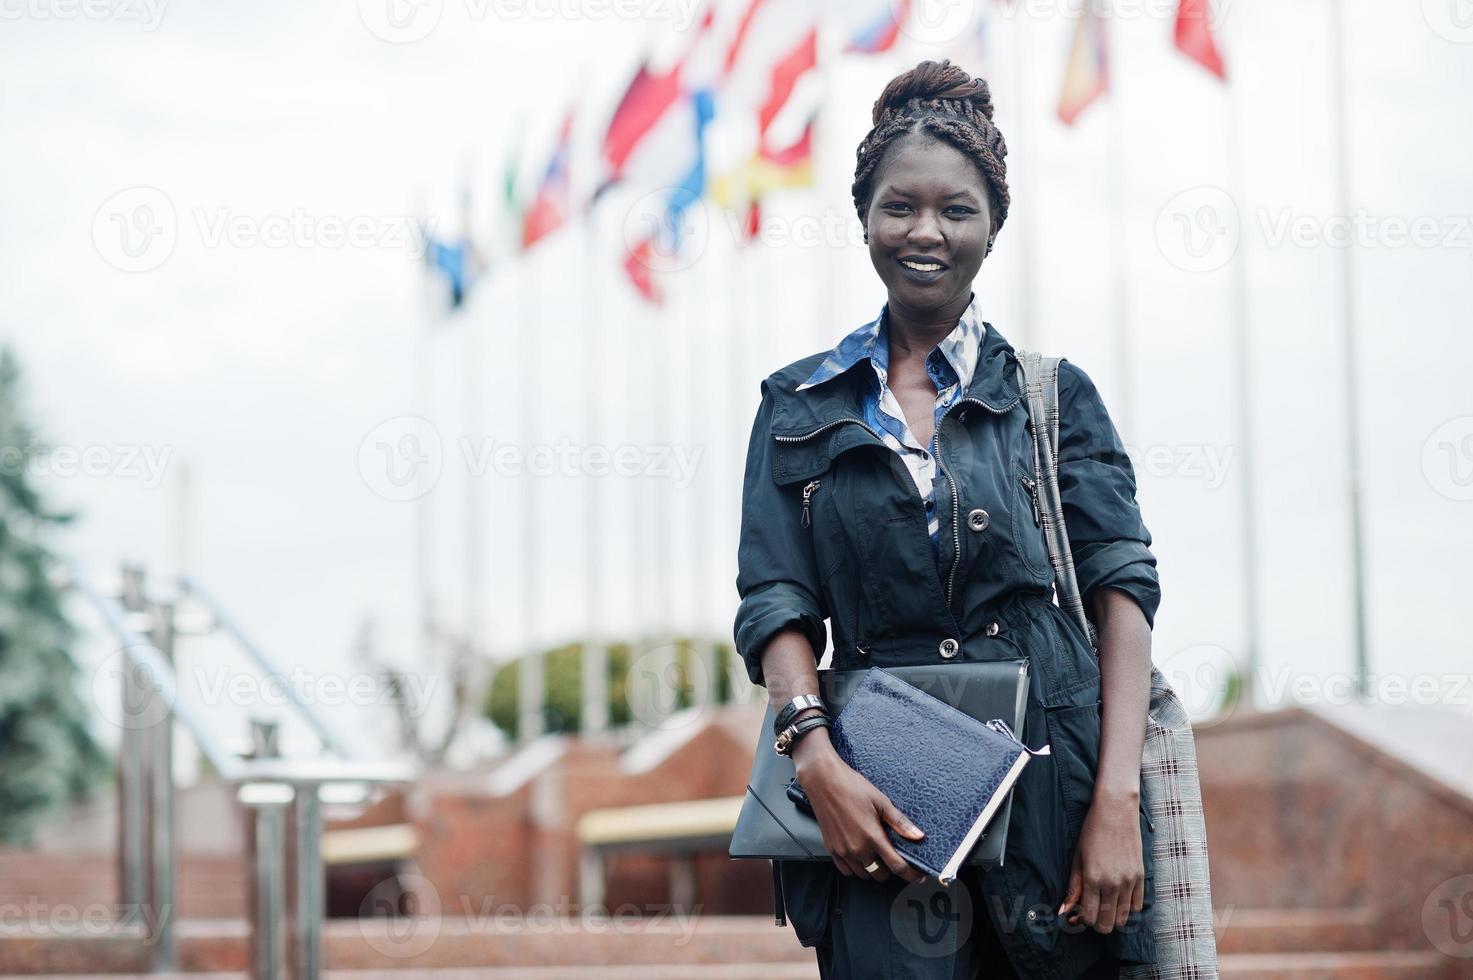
top-left (774, 713), bottom-right (833, 757)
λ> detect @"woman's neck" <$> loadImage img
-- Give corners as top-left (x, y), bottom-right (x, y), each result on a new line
top-left (884, 292), bottom-right (971, 364)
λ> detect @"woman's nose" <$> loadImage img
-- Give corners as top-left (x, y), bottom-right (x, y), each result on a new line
top-left (906, 211), bottom-right (944, 245)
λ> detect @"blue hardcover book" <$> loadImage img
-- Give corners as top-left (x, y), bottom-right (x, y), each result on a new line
top-left (788, 666), bottom-right (1049, 885)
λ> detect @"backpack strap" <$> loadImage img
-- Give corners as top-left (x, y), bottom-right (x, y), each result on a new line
top-left (1014, 350), bottom-right (1100, 652)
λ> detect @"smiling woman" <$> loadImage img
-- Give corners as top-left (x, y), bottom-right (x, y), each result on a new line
top-left (733, 58), bottom-right (1182, 980)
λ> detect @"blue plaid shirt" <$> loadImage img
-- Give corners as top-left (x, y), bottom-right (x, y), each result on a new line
top-left (796, 292), bottom-right (987, 565)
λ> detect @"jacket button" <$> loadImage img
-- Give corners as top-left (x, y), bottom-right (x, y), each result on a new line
top-left (1027, 909), bottom-right (1038, 921)
top-left (939, 638), bottom-right (960, 659)
top-left (967, 508), bottom-right (989, 532)
top-left (985, 621), bottom-right (1000, 637)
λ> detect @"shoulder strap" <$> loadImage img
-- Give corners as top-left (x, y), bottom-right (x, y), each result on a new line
top-left (1014, 350), bottom-right (1099, 652)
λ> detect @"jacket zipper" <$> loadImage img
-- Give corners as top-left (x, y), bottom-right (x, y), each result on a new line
top-left (772, 417), bottom-right (882, 444)
top-left (934, 396), bottom-right (1015, 608)
top-left (799, 479), bottom-right (821, 528)
top-left (1022, 475), bottom-right (1041, 528)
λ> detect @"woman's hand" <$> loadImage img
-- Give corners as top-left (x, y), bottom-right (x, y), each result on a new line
top-left (792, 730), bottom-right (928, 884)
top-left (1057, 786), bottom-right (1144, 933)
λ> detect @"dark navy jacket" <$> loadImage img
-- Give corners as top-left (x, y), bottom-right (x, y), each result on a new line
top-left (732, 316), bottom-right (1161, 977)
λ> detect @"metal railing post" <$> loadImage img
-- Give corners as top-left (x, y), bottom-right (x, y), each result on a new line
top-left (289, 783), bottom-right (325, 980)
top-left (145, 597), bottom-right (177, 970)
top-left (117, 564), bottom-right (148, 921)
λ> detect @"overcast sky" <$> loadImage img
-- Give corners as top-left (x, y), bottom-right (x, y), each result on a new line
top-left (3, 0), bottom-right (1471, 759)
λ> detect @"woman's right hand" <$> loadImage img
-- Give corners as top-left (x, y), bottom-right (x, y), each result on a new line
top-left (793, 731), bottom-right (928, 884)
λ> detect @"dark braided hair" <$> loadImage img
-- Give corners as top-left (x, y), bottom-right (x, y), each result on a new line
top-left (853, 59), bottom-right (1009, 253)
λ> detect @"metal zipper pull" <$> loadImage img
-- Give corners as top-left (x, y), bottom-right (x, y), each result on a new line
top-left (800, 479), bottom-right (821, 528)
top-left (1022, 476), bottom-right (1041, 528)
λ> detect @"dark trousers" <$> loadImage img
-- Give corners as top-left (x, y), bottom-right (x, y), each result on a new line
top-left (812, 864), bottom-right (1120, 980)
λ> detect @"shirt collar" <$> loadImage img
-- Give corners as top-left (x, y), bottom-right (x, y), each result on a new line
top-left (796, 292), bottom-right (988, 394)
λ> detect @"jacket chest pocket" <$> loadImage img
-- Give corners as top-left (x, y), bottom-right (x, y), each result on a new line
top-left (772, 437), bottom-right (864, 652)
top-left (1010, 457), bottom-right (1050, 581)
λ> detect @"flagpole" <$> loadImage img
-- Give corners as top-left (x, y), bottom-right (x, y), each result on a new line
top-left (1102, 2), bottom-right (1135, 435)
top-left (581, 207), bottom-right (610, 736)
top-left (516, 248), bottom-right (543, 743)
top-left (1218, 15), bottom-right (1262, 710)
top-left (1326, 0), bottom-right (1369, 699)
top-left (1007, 2), bottom-right (1038, 349)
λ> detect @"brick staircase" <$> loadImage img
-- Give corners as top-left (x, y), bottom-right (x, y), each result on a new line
top-left (4, 702), bottom-right (1473, 977)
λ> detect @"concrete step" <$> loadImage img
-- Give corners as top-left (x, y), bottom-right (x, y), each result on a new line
top-left (1218, 950), bottom-right (1461, 979)
top-left (1215, 906), bottom-right (1386, 954)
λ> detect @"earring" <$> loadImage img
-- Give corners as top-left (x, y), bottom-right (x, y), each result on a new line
top-left (863, 229), bottom-right (869, 244)
top-left (986, 236), bottom-right (996, 255)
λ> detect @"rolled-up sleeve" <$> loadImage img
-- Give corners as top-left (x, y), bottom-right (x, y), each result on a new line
top-left (732, 382), bottom-right (829, 687)
top-left (1055, 360), bottom-right (1162, 629)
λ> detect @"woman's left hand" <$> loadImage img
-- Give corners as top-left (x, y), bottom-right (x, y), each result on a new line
top-left (1056, 786), bottom-right (1145, 934)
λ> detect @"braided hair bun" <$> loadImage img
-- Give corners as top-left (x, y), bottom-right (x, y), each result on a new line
top-left (853, 59), bottom-right (1010, 242)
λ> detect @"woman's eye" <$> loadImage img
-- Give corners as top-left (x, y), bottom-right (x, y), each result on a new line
top-left (946, 207), bottom-right (975, 217)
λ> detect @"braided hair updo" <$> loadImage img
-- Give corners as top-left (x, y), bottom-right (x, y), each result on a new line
top-left (853, 59), bottom-right (1010, 253)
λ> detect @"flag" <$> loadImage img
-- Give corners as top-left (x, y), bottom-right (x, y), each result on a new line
top-left (522, 107), bottom-right (573, 250)
top-left (598, 5), bottom-right (717, 198)
top-left (1057, 3), bottom-right (1108, 125)
top-left (621, 86), bottom-right (717, 302)
top-left (712, 112), bottom-right (815, 244)
top-left (1175, 0), bottom-right (1225, 79)
top-left (846, 0), bottom-right (911, 54)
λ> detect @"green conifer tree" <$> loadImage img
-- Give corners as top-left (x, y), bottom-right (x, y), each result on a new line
top-left (0, 345), bottom-right (109, 843)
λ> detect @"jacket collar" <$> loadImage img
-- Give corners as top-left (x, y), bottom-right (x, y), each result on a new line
top-left (769, 295), bottom-right (1023, 440)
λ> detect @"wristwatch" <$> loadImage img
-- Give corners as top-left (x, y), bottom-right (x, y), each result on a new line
top-left (773, 693), bottom-right (827, 739)
top-left (775, 713), bottom-right (832, 757)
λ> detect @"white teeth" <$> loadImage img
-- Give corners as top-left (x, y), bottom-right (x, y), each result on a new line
top-left (901, 260), bottom-right (943, 272)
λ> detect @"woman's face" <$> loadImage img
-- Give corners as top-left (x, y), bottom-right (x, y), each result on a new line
top-left (863, 131), bottom-right (993, 316)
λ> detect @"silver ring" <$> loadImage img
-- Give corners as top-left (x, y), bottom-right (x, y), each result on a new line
top-left (864, 860), bottom-right (881, 874)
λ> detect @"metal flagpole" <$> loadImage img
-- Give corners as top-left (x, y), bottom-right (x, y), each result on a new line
top-left (516, 249), bottom-right (543, 743)
top-left (581, 207), bottom-right (610, 736)
top-left (1325, 0), bottom-right (1370, 698)
top-left (1220, 15), bottom-right (1263, 709)
top-left (1102, 1), bottom-right (1135, 436)
top-left (1007, 1), bottom-right (1039, 350)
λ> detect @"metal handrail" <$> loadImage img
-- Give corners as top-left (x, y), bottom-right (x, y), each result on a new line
top-left (177, 574), bottom-right (356, 760)
top-left (70, 563), bottom-right (245, 780)
top-left (67, 563), bottom-right (417, 979)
